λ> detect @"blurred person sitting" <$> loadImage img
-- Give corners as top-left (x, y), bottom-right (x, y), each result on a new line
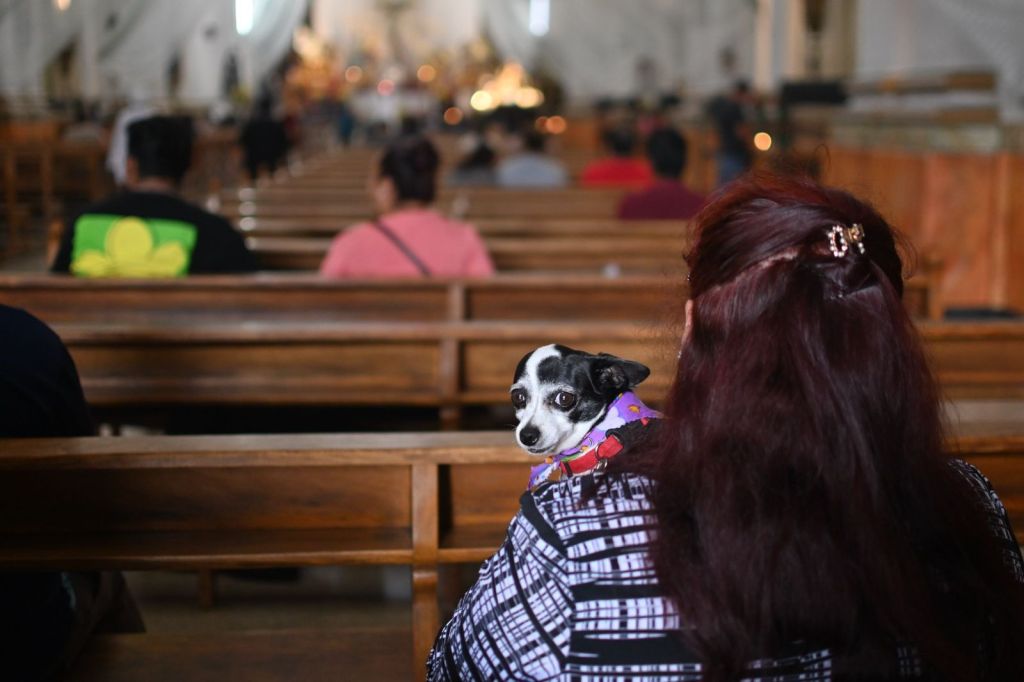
top-left (52, 116), bottom-right (256, 277)
top-left (706, 79), bottom-right (755, 186)
top-left (240, 96), bottom-right (289, 183)
top-left (62, 100), bottom-right (108, 145)
top-left (580, 125), bottom-right (653, 188)
top-left (447, 140), bottom-right (498, 187)
top-left (617, 127), bottom-right (705, 220)
top-left (1, 305), bottom-right (145, 681)
top-left (495, 130), bottom-right (568, 189)
top-left (320, 136), bottom-right (494, 278)
top-left (105, 94), bottom-right (157, 186)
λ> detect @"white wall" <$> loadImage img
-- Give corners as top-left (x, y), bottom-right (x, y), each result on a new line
top-left (484, 0), bottom-right (756, 101)
top-left (0, 0), bottom-right (308, 106)
top-left (855, 0), bottom-right (1024, 120)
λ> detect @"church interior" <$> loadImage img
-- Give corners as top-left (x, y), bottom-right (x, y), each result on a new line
top-left (2, 0), bottom-right (1023, 679)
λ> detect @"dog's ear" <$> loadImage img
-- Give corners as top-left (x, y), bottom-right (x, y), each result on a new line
top-left (588, 354), bottom-right (650, 395)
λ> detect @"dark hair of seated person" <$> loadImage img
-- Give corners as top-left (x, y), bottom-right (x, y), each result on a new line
top-left (602, 126), bottom-right (637, 157)
top-left (127, 115), bottom-right (195, 186)
top-left (522, 130), bottom-right (548, 153)
top-left (646, 127), bottom-right (688, 179)
top-left (614, 174), bottom-right (1024, 680)
top-left (456, 142), bottom-right (496, 172)
top-left (378, 135), bottom-right (441, 204)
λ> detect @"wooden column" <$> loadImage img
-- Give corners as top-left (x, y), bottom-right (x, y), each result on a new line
top-left (411, 462), bottom-right (440, 671)
top-left (39, 144), bottom-right (55, 227)
top-left (439, 284), bottom-right (466, 430)
top-left (2, 146), bottom-right (15, 258)
top-left (197, 569), bottom-right (217, 609)
top-left (1003, 152), bottom-right (1024, 312)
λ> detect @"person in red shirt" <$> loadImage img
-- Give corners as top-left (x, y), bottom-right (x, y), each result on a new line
top-left (320, 136), bottom-right (494, 278)
top-left (617, 127), bottom-right (705, 220)
top-left (579, 126), bottom-right (653, 188)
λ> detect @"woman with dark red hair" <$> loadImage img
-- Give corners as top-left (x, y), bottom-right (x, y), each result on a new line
top-left (428, 175), bottom-right (1024, 681)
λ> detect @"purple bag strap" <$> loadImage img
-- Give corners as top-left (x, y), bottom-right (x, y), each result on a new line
top-left (373, 220), bottom-right (431, 276)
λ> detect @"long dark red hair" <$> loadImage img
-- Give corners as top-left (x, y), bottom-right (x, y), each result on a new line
top-left (629, 175), bottom-right (1024, 679)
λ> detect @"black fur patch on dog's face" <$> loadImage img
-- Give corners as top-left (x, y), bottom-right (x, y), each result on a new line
top-left (510, 344), bottom-right (650, 455)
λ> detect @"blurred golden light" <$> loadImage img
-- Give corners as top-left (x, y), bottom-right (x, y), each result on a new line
top-left (753, 131), bottom-right (773, 151)
top-left (534, 116), bottom-right (548, 132)
top-left (546, 115), bottom-right (567, 135)
top-left (377, 79), bottom-right (396, 96)
top-left (344, 66), bottom-right (363, 84)
top-left (470, 90), bottom-right (495, 112)
top-left (515, 87), bottom-right (544, 109)
top-left (443, 107), bottom-right (464, 126)
top-left (417, 65), bottom-right (437, 83)
top-left (54, 0), bottom-right (71, 9)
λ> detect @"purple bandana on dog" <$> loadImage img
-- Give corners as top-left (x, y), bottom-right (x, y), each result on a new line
top-left (527, 391), bottom-right (661, 490)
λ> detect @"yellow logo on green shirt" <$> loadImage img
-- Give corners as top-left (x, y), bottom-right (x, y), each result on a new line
top-left (70, 214), bottom-right (197, 278)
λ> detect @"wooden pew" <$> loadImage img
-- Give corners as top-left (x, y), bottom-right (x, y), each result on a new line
top-left (0, 273), bottom-right (953, 426)
top-left (218, 187), bottom-right (627, 221)
top-left (3, 318), bottom-right (1018, 420)
top-left (0, 272), bottom-right (937, 324)
top-left (1, 144), bottom-right (19, 255)
top-left (236, 217), bottom-right (689, 239)
top-left (0, 273), bottom-right (682, 324)
top-left (3, 426), bottom-right (1022, 679)
top-left (0, 431), bottom-right (531, 677)
top-left (0, 141), bottom-right (56, 255)
top-left (246, 234), bottom-right (688, 272)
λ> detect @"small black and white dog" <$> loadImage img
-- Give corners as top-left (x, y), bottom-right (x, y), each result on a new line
top-left (511, 344), bottom-right (659, 488)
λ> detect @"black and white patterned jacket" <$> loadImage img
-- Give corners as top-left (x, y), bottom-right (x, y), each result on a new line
top-left (427, 461), bottom-right (1023, 681)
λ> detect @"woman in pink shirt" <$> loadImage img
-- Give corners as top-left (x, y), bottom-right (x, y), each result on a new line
top-left (320, 136), bottom-right (495, 278)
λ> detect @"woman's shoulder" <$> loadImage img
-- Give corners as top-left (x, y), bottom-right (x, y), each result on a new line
top-left (525, 472), bottom-right (656, 546)
top-left (330, 221), bottom-right (374, 242)
top-left (949, 458), bottom-right (1010, 519)
top-left (383, 209), bottom-right (458, 234)
top-left (949, 458), bottom-right (1024, 582)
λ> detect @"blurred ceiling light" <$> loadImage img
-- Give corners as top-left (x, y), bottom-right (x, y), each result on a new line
top-left (235, 0), bottom-right (254, 35)
top-left (529, 0), bottom-right (550, 37)
top-left (470, 90), bottom-right (495, 112)
top-left (443, 107), bottom-right (464, 126)
top-left (753, 131), bottom-right (773, 151)
top-left (417, 65), bottom-right (437, 83)
top-left (344, 65), bottom-right (363, 83)
top-left (54, 0), bottom-right (71, 10)
top-left (546, 115), bottom-right (567, 135)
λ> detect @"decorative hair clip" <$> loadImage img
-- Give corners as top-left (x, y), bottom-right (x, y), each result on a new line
top-left (826, 224), bottom-right (866, 258)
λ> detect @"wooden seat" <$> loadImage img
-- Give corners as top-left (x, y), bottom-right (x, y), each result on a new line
top-left (69, 627), bottom-right (414, 681)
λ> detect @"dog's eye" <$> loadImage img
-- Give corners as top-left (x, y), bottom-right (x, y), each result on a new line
top-left (553, 391), bottom-right (576, 410)
top-left (511, 388), bottom-right (528, 409)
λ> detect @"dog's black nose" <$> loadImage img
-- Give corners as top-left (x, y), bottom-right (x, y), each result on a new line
top-left (519, 426), bottom-right (540, 447)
